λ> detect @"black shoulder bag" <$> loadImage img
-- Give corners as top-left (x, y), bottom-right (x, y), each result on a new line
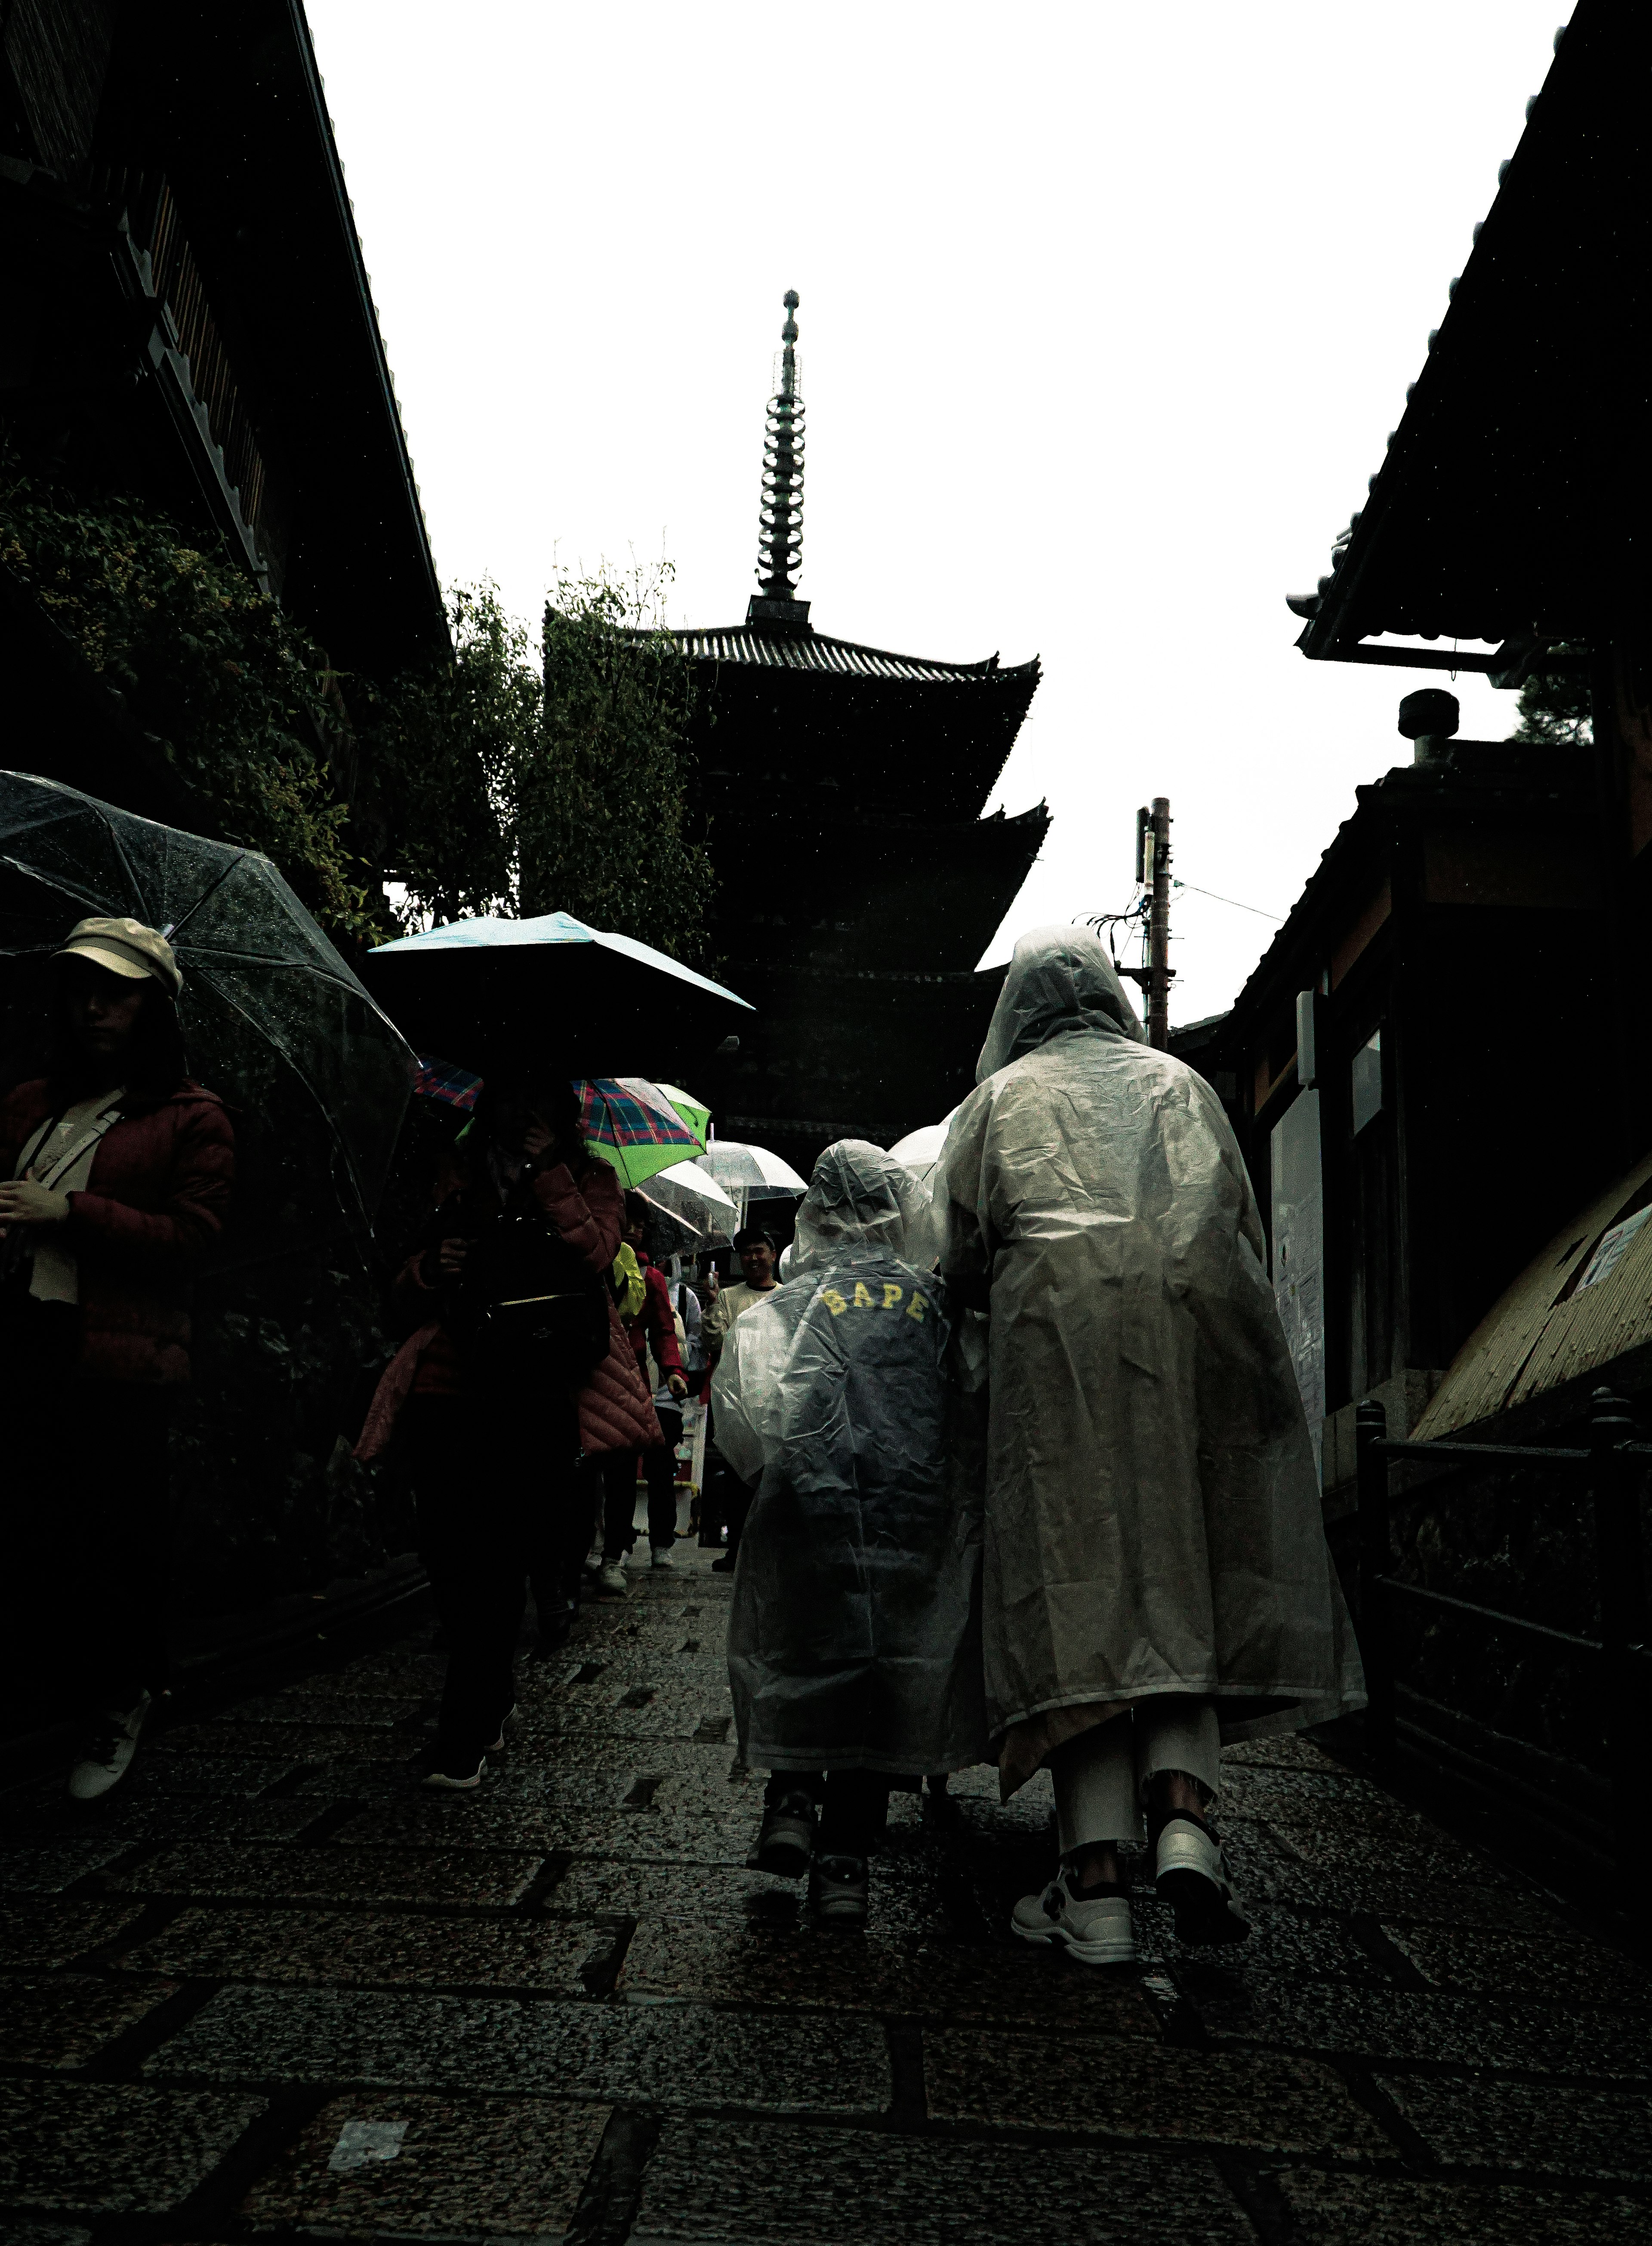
top-left (447, 1208), bottom-right (610, 1394)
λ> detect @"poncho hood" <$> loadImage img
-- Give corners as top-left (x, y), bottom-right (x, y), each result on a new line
top-left (792, 1138), bottom-right (934, 1272)
top-left (976, 925), bottom-right (1146, 1082)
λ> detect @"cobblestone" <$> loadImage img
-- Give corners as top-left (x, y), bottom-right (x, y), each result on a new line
top-left (111, 1842), bottom-right (546, 1905)
top-left (0, 1899), bottom-right (145, 1966)
top-left (925, 2025), bottom-right (1388, 2152)
top-left (1378, 2070), bottom-right (1652, 2178)
top-left (114, 1906), bottom-right (610, 1991)
top-left (632, 2117), bottom-right (1254, 2243)
top-left (145, 1983), bottom-right (891, 2112)
top-left (0, 2081), bottom-right (264, 2211)
top-left (0, 1973), bottom-right (179, 2067)
top-left (1273, 2171), bottom-right (1652, 2241)
top-left (241, 2091), bottom-right (609, 2240)
top-left (3, 1545), bottom-right (1649, 2237)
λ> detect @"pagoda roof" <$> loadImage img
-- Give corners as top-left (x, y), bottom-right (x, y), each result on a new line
top-left (1288, 3), bottom-right (1647, 679)
top-left (663, 623), bottom-right (1038, 688)
top-left (663, 622), bottom-right (1040, 829)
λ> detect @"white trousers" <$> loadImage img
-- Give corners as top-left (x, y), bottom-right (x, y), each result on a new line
top-left (1049, 1695), bottom-right (1221, 1854)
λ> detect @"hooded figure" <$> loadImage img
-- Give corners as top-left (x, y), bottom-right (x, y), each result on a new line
top-left (940, 927), bottom-right (1363, 1961)
top-left (721, 1140), bottom-right (987, 1916)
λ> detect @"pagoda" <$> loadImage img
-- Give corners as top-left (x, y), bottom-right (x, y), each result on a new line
top-left (676, 292), bottom-right (1047, 1172)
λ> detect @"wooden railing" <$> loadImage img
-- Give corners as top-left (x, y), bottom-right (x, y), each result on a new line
top-left (1355, 1386), bottom-right (1652, 1868)
top-left (92, 167), bottom-right (271, 549)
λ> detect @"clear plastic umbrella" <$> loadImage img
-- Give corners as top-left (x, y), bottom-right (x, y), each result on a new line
top-left (645, 1157), bottom-right (739, 1222)
top-left (701, 1140), bottom-right (808, 1197)
top-left (887, 1121), bottom-right (951, 1194)
top-left (701, 1138), bottom-right (808, 1238)
top-left (0, 772), bottom-right (414, 1246)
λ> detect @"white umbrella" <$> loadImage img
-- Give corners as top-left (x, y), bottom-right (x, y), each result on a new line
top-left (644, 1157), bottom-right (739, 1219)
top-left (887, 1121), bottom-right (951, 1193)
top-left (702, 1140), bottom-right (808, 1198)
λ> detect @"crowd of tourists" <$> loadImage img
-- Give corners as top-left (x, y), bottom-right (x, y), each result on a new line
top-left (0, 912), bottom-right (1361, 1964)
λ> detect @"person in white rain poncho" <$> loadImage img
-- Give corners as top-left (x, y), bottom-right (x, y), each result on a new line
top-left (940, 927), bottom-right (1363, 1966)
top-left (720, 1141), bottom-right (986, 1922)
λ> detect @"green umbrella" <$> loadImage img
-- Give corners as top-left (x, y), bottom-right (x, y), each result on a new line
top-left (655, 1080), bottom-right (711, 1148)
top-left (580, 1077), bottom-right (707, 1191)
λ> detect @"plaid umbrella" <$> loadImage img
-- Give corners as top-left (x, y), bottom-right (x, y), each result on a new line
top-left (579, 1077), bottom-right (706, 1188)
top-left (413, 1054), bottom-right (484, 1112)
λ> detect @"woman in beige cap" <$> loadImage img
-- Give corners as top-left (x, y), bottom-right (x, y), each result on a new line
top-left (0, 918), bottom-right (234, 1799)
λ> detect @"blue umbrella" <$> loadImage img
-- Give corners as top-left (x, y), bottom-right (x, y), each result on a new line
top-left (362, 909), bottom-right (752, 1078)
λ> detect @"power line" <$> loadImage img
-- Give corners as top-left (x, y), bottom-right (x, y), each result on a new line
top-left (1171, 879), bottom-right (1283, 923)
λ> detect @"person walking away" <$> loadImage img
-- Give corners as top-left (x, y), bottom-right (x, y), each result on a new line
top-left (356, 1074), bottom-right (660, 1786)
top-left (592, 1193), bottom-right (689, 1592)
top-left (702, 1224), bottom-right (780, 1571)
top-left (940, 927), bottom-right (1363, 1965)
top-left (719, 1143), bottom-right (986, 1922)
top-left (0, 917), bottom-right (234, 1800)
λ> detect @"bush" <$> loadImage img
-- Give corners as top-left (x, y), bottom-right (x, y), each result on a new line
top-left (0, 476), bottom-right (381, 941)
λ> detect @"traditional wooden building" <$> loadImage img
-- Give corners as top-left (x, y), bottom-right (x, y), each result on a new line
top-left (660, 293), bottom-right (1047, 1172)
top-left (1211, 1), bottom-right (1652, 1861)
top-left (1203, 694), bottom-right (1615, 1503)
top-left (1202, 3), bottom-right (1652, 1473)
top-left (1, 0), bottom-right (447, 819)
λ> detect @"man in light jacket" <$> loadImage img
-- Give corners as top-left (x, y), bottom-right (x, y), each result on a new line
top-left (940, 927), bottom-right (1363, 1965)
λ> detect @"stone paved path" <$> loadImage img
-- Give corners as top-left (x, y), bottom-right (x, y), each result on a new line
top-left (5, 1547), bottom-right (1652, 2243)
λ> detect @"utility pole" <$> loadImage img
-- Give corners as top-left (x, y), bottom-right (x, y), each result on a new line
top-left (1122, 804), bottom-right (1176, 1046)
top-left (1122, 798), bottom-right (1174, 1046)
top-left (1147, 795), bottom-right (1172, 1049)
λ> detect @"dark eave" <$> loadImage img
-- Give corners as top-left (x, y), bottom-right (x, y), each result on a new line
top-left (664, 619), bottom-right (1041, 827)
top-left (663, 623), bottom-right (1039, 688)
top-left (99, 0), bottom-right (449, 674)
top-left (1291, 3), bottom-right (1650, 676)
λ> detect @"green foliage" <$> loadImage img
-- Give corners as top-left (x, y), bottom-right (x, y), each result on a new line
top-left (1515, 652), bottom-right (1591, 748)
top-left (527, 564), bottom-right (713, 959)
top-left (361, 565), bottom-right (714, 963)
top-left (0, 475), bottom-right (714, 965)
top-left (0, 476), bottom-right (380, 941)
top-left (352, 583), bottom-right (521, 926)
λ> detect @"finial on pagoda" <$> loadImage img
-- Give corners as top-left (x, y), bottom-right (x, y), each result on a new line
top-left (748, 288), bottom-right (811, 632)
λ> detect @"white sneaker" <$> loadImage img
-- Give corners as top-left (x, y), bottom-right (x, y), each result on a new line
top-left (1011, 1868), bottom-right (1137, 1965)
top-left (1154, 1815), bottom-right (1250, 1945)
top-left (67, 1692), bottom-right (151, 1802)
top-left (484, 1703), bottom-right (518, 1753)
top-left (421, 1754), bottom-right (487, 1791)
top-left (596, 1562), bottom-right (629, 1597)
top-left (650, 1544), bottom-right (675, 1569)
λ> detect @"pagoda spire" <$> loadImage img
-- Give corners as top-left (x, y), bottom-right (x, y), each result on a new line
top-left (749, 289), bottom-right (811, 630)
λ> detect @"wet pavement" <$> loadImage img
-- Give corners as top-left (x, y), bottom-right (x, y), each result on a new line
top-left (4, 1547), bottom-right (1652, 2243)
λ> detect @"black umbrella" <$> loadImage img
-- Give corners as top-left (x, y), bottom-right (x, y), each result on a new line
top-left (0, 772), bottom-right (416, 1243)
top-left (361, 909), bottom-right (755, 1080)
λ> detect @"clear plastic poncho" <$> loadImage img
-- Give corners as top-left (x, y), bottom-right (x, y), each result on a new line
top-left (941, 926), bottom-right (1364, 1790)
top-left (721, 1139), bottom-right (986, 1776)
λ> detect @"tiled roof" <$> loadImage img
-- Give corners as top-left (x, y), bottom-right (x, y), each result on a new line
top-left (661, 625), bottom-right (1038, 687)
top-left (1287, 15), bottom-right (1622, 675)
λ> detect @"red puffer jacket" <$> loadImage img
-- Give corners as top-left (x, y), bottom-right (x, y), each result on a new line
top-left (370, 1153), bottom-right (660, 1459)
top-left (0, 1077), bottom-right (235, 1385)
top-left (625, 1257), bottom-right (684, 1388)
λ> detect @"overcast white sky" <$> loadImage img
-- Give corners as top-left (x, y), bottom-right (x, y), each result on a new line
top-left (308, 1), bottom-right (1566, 1025)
